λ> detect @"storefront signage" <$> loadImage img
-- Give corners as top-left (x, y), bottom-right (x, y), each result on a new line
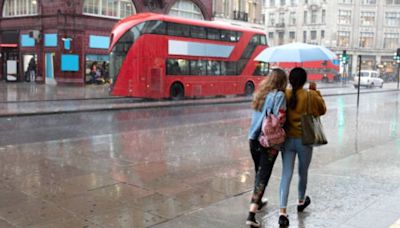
top-left (21, 34), bottom-right (35, 47)
top-left (44, 34), bottom-right (58, 47)
top-left (61, 54), bottom-right (79, 71)
top-left (89, 35), bottom-right (110, 49)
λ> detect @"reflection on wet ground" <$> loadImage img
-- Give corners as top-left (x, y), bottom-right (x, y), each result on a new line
top-left (0, 92), bottom-right (399, 227)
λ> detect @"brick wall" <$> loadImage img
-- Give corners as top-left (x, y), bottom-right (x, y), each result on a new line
top-left (0, 0), bottom-right (212, 83)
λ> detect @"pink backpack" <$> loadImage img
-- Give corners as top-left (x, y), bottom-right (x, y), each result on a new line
top-left (258, 93), bottom-right (286, 148)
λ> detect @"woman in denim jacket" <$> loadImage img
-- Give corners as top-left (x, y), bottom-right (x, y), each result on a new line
top-left (246, 68), bottom-right (287, 227)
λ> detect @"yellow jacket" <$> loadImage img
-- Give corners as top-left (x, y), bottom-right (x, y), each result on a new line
top-left (285, 88), bottom-right (327, 137)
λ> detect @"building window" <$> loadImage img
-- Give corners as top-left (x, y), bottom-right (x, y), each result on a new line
top-left (303, 11), bottom-right (308, 24)
top-left (289, 12), bottom-right (296, 25)
top-left (338, 0), bottom-right (352, 3)
top-left (270, 0), bottom-right (275, 7)
top-left (278, 32), bottom-right (284, 45)
top-left (383, 33), bottom-right (399, 49)
top-left (311, 30), bottom-right (317, 40)
top-left (268, 32), bottom-right (274, 39)
top-left (311, 10), bottom-right (317, 24)
top-left (169, 0), bottom-right (204, 20)
top-left (360, 11), bottom-right (375, 26)
top-left (338, 10), bottom-right (351, 24)
top-left (359, 32), bottom-right (374, 48)
top-left (303, 31), bottom-right (307, 43)
top-left (269, 13), bottom-right (275, 26)
top-left (280, 0), bottom-right (285, 6)
top-left (290, 0), bottom-right (297, 6)
top-left (361, 0), bottom-right (376, 4)
top-left (2, 0), bottom-right (38, 17)
top-left (289, 31), bottom-right (296, 42)
top-left (337, 31), bottom-right (350, 47)
top-left (279, 12), bottom-right (285, 24)
top-left (322, 9), bottom-right (326, 24)
top-left (321, 30), bottom-right (325, 39)
top-left (83, 0), bottom-right (135, 19)
top-left (386, 0), bottom-right (400, 5)
top-left (385, 12), bottom-right (400, 26)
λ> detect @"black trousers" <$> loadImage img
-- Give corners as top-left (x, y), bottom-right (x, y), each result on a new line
top-left (249, 139), bottom-right (279, 204)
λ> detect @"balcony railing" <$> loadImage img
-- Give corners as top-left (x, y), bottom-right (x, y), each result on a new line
top-left (233, 10), bottom-right (248, 22)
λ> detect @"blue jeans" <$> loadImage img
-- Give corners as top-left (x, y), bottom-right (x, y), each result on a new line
top-left (279, 137), bottom-right (313, 209)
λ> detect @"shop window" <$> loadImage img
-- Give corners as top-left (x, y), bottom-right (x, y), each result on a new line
top-left (86, 55), bottom-right (110, 84)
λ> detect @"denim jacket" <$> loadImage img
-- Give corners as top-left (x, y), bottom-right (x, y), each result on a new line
top-left (248, 90), bottom-right (286, 140)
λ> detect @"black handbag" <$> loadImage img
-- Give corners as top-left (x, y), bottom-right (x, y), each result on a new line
top-left (301, 91), bottom-right (327, 146)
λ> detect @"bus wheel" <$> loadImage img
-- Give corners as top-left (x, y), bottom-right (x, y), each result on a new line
top-left (244, 82), bottom-right (255, 96)
top-left (170, 82), bottom-right (184, 100)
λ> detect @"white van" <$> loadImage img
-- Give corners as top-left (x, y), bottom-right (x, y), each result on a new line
top-left (353, 70), bottom-right (383, 88)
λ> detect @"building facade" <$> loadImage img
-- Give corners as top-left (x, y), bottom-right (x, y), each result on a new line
top-left (0, 0), bottom-right (212, 84)
top-left (212, 0), bottom-right (265, 30)
top-left (264, 0), bottom-right (400, 75)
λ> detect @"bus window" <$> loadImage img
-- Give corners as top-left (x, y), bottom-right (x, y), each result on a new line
top-left (221, 30), bottom-right (239, 42)
top-left (142, 20), bottom-right (166, 34)
top-left (167, 23), bottom-right (190, 37)
top-left (207, 61), bottom-right (221, 76)
top-left (207, 28), bottom-right (220, 40)
top-left (250, 35), bottom-right (259, 45)
top-left (190, 26), bottom-right (207, 39)
top-left (253, 62), bottom-right (270, 76)
top-left (109, 23), bottom-right (142, 82)
top-left (236, 32), bottom-right (243, 41)
top-left (260, 35), bottom-right (267, 45)
top-left (225, 62), bottom-right (238, 75)
top-left (190, 60), bottom-right (207, 75)
top-left (220, 62), bottom-right (227, 75)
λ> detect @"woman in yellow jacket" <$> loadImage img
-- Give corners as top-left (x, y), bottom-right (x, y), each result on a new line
top-left (278, 67), bottom-right (326, 226)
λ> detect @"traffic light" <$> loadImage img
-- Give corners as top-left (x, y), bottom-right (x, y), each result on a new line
top-left (393, 48), bottom-right (400, 62)
top-left (340, 50), bottom-right (348, 64)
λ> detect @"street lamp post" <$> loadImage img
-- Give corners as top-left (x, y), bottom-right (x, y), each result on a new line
top-left (394, 48), bottom-right (400, 90)
top-left (357, 55), bottom-right (362, 107)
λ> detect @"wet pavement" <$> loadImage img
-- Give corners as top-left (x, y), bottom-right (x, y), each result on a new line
top-left (0, 90), bottom-right (399, 227)
top-left (0, 81), bottom-right (399, 117)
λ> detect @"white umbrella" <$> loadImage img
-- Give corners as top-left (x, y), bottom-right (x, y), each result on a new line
top-left (255, 42), bottom-right (337, 63)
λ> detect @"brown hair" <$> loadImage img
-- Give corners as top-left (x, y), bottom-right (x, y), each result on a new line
top-left (252, 68), bottom-right (288, 111)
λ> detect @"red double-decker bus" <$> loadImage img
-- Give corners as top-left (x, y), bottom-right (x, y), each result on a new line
top-left (274, 60), bottom-right (340, 82)
top-left (108, 13), bottom-right (269, 99)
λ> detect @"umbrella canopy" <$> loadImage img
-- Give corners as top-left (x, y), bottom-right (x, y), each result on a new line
top-left (255, 42), bottom-right (337, 63)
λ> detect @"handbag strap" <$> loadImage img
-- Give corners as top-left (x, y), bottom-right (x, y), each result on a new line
top-left (306, 90), bottom-right (311, 115)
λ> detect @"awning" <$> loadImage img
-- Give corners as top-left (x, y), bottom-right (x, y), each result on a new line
top-left (0, 44), bottom-right (18, 48)
top-left (86, 54), bottom-right (109, 61)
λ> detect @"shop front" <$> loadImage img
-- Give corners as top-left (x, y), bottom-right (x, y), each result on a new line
top-left (360, 55), bottom-right (376, 71)
top-left (381, 56), bottom-right (397, 82)
top-left (1, 30), bottom-right (20, 81)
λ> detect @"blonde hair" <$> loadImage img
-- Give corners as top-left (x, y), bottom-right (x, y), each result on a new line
top-left (252, 68), bottom-right (288, 111)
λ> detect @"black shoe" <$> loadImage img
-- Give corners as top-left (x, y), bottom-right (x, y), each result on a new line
top-left (246, 213), bottom-right (261, 227)
top-left (246, 218), bottom-right (261, 227)
top-left (297, 196), bottom-right (311, 212)
top-left (256, 199), bottom-right (268, 213)
top-left (278, 215), bottom-right (289, 227)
